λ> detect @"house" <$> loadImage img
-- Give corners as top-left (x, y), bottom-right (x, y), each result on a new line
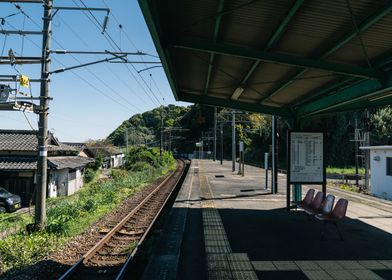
top-left (0, 130), bottom-right (94, 205)
top-left (84, 146), bottom-right (124, 169)
top-left (360, 146), bottom-right (392, 200)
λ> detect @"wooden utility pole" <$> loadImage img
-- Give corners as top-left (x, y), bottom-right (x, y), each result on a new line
top-left (35, 0), bottom-right (52, 228)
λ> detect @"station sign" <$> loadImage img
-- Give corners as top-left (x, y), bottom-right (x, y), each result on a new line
top-left (195, 142), bottom-right (202, 147)
top-left (239, 141), bottom-right (244, 152)
top-left (288, 131), bottom-right (325, 184)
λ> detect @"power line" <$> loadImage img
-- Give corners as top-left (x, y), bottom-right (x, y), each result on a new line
top-left (77, 0), bottom-right (163, 107)
top-left (101, 0), bottom-right (167, 104)
top-left (55, 14), bottom-right (157, 109)
top-left (4, 20), bottom-right (137, 114)
top-left (5, 5), bottom-right (139, 114)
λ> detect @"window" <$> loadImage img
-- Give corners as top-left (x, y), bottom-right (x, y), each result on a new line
top-left (387, 157), bottom-right (392, 176)
top-left (68, 169), bottom-right (76, 180)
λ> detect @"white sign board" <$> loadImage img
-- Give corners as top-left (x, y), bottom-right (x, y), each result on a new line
top-left (290, 132), bottom-right (324, 183)
top-left (239, 141), bottom-right (244, 152)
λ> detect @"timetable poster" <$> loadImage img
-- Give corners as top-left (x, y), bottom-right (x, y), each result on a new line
top-left (290, 132), bottom-right (324, 183)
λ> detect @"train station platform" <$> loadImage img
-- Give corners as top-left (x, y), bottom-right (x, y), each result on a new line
top-left (142, 160), bottom-right (392, 280)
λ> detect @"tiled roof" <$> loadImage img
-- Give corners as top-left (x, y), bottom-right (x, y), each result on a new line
top-left (0, 130), bottom-right (38, 151)
top-left (48, 156), bottom-right (94, 170)
top-left (0, 156), bottom-right (37, 170)
top-left (0, 130), bottom-right (77, 152)
top-left (63, 142), bottom-right (86, 151)
top-left (48, 143), bottom-right (77, 152)
top-left (0, 156), bottom-right (94, 170)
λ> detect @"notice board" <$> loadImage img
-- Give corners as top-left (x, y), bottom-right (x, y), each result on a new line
top-left (289, 132), bottom-right (324, 184)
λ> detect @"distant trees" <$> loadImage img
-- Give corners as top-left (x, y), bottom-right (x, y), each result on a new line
top-left (107, 104), bottom-right (392, 169)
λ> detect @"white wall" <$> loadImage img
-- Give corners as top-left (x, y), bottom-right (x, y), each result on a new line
top-left (370, 149), bottom-right (392, 200)
top-left (110, 154), bottom-right (124, 168)
top-left (52, 168), bottom-right (85, 197)
top-left (54, 169), bottom-right (68, 196)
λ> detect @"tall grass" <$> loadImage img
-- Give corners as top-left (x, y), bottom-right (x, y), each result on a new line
top-left (0, 162), bottom-right (175, 275)
top-left (327, 166), bottom-right (365, 175)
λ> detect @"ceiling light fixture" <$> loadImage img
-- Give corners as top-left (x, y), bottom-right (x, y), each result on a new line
top-left (231, 87), bottom-right (244, 100)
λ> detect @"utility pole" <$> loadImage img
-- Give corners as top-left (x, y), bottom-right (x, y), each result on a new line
top-left (201, 131), bottom-right (204, 160)
top-left (232, 110), bottom-right (236, 172)
top-left (271, 116), bottom-right (278, 194)
top-left (168, 129), bottom-right (172, 152)
top-left (220, 122), bottom-right (223, 165)
top-left (160, 110), bottom-right (163, 161)
top-left (125, 129), bottom-right (129, 165)
top-left (213, 106), bottom-right (217, 161)
top-left (364, 110), bottom-right (370, 191)
top-left (35, 0), bottom-right (52, 228)
top-left (354, 119), bottom-right (359, 189)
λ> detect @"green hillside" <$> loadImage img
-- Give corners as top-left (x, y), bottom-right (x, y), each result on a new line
top-left (108, 104), bottom-right (392, 168)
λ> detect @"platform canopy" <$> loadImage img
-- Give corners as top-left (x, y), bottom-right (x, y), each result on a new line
top-left (138, 0), bottom-right (392, 119)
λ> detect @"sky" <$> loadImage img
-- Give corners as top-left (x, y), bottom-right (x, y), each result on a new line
top-left (0, 0), bottom-right (189, 142)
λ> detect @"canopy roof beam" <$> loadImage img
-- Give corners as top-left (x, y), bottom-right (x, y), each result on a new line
top-left (171, 38), bottom-right (383, 79)
top-left (296, 71), bottom-right (392, 117)
top-left (178, 92), bottom-right (293, 118)
top-left (231, 0), bottom-right (304, 99)
top-left (292, 51), bottom-right (392, 107)
top-left (259, 2), bottom-right (392, 104)
top-left (204, 0), bottom-right (225, 96)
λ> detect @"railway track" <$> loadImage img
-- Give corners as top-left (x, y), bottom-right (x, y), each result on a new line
top-left (58, 159), bottom-right (187, 280)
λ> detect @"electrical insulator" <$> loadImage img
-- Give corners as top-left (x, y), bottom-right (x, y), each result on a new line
top-left (102, 15), bottom-right (109, 34)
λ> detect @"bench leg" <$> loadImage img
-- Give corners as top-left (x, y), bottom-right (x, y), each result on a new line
top-left (334, 222), bottom-right (343, 241)
top-left (321, 221), bottom-right (343, 241)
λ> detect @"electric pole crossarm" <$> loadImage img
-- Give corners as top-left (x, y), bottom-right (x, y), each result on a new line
top-left (49, 55), bottom-right (127, 74)
top-left (50, 50), bottom-right (147, 56)
top-left (0, 60), bottom-right (42, 64)
top-left (0, 56), bottom-right (42, 60)
top-left (0, 30), bottom-right (43, 35)
top-left (52, 6), bottom-right (110, 13)
top-left (0, 0), bottom-right (41, 3)
top-left (109, 61), bottom-right (162, 64)
top-left (0, 78), bottom-right (44, 82)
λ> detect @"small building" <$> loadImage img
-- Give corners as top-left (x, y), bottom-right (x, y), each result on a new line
top-left (84, 147), bottom-right (124, 169)
top-left (360, 146), bottom-right (392, 200)
top-left (0, 130), bottom-right (94, 205)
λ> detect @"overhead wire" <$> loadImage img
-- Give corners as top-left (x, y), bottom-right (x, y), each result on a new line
top-left (4, 20), bottom-right (136, 114)
top-left (6, 4), bottom-right (138, 114)
top-left (55, 13), bottom-right (157, 109)
top-left (101, 0), bottom-right (167, 105)
top-left (22, 111), bottom-right (35, 130)
top-left (76, 0), bottom-right (162, 107)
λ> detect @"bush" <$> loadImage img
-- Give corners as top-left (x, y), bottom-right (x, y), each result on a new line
top-left (84, 168), bottom-right (96, 183)
top-left (125, 146), bottom-right (174, 170)
top-left (130, 161), bottom-right (152, 172)
top-left (0, 232), bottom-right (62, 272)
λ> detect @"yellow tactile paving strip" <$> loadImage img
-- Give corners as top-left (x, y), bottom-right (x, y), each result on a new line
top-left (197, 160), bottom-right (392, 280)
top-left (198, 160), bottom-right (258, 280)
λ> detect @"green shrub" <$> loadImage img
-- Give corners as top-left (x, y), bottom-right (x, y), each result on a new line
top-left (130, 161), bottom-right (151, 172)
top-left (0, 232), bottom-right (62, 272)
top-left (125, 146), bottom-right (174, 170)
top-left (84, 168), bottom-right (96, 183)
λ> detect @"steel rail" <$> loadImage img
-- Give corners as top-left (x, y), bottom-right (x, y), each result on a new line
top-left (58, 160), bottom-right (185, 280)
top-left (115, 159), bottom-right (186, 280)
